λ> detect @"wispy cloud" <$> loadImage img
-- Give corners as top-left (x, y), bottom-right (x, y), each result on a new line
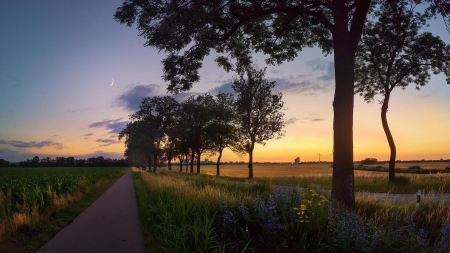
top-left (0, 140), bottom-right (64, 150)
top-left (306, 59), bottom-right (335, 81)
top-left (271, 77), bottom-right (330, 95)
top-left (172, 91), bottom-right (203, 102)
top-left (78, 151), bottom-right (124, 159)
top-left (88, 119), bottom-right (128, 134)
top-left (301, 118), bottom-right (325, 122)
top-left (96, 138), bottom-right (121, 147)
top-left (284, 118), bottom-right (299, 125)
top-left (208, 74), bottom-right (331, 97)
top-left (115, 83), bottom-right (161, 111)
top-left (84, 133), bottom-right (94, 137)
top-left (207, 82), bottom-right (235, 95)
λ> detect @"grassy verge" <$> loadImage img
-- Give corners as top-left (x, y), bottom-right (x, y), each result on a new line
top-left (134, 169), bottom-right (450, 253)
top-left (252, 173), bottom-right (450, 194)
top-left (0, 168), bottom-right (125, 253)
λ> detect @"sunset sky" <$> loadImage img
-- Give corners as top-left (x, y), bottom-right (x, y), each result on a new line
top-left (1, 1), bottom-right (449, 163)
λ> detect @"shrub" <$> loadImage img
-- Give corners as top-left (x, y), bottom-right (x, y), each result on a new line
top-left (408, 166), bottom-right (421, 170)
top-left (391, 176), bottom-right (411, 185)
top-left (445, 167), bottom-right (450, 170)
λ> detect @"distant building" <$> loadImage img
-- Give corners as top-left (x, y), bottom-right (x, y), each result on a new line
top-left (294, 157), bottom-right (300, 164)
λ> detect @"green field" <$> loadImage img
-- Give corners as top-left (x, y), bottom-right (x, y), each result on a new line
top-left (0, 167), bottom-right (125, 252)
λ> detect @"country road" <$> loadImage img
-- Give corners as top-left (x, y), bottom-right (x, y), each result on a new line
top-left (36, 168), bottom-right (145, 253)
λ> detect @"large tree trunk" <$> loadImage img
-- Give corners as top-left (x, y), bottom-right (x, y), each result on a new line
top-left (216, 149), bottom-right (223, 176)
top-left (196, 152), bottom-right (201, 174)
top-left (381, 92), bottom-right (397, 184)
top-left (248, 142), bottom-right (255, 178)
top-left (178, 158), bottom-right (183, 172)
top-left (330, 29), bottom-right (357, 210)
top-left (153, 153), bottom-right (157, 172)
top-left (190, 150), bottom-right (194, 173)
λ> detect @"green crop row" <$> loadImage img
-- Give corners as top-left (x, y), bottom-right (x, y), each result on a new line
top-left (0, 167), bottom-right (125, 220)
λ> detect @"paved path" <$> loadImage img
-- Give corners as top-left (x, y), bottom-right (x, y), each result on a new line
top-left (36, 168), bottom-right (145, 253)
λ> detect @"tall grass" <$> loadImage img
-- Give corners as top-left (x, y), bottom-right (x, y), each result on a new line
top-left (135, 169), bottom-right (450, 252)
top-left (253, 173), bottom-right (450, 194)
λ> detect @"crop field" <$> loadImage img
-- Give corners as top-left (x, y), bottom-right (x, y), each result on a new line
top-left (0, 167), bottom-right (125, 242)
top-left (198, 163), bottom-right (395, 177)
top-left (365, 162), bottom-right (450, 170)
top-left (170, 162), bottom-right (450, 194)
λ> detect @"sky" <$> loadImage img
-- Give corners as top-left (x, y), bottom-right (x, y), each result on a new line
top-left (1, 1), bottom-right (449, 163)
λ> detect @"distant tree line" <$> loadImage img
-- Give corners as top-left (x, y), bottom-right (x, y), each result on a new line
top-left (0, 159), bottom-right (10, 167)
top-left (3, 156), bottom-right (128, 168)
top-left (119, 65), bottom-right (285, 178)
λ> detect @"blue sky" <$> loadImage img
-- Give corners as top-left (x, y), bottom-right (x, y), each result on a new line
top-left (1, 1), bottom-right (449, 163)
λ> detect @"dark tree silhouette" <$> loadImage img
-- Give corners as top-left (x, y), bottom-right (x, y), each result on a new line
top-left (355, 0), bottom-right (450, 184)
top-left (114, 0), bottom-right (450, 208)
top-left (180, 94), bottom-right (215, 174)
top-left (233, 65), bottom-right (284, 178)
top-left (207, 93), bottom-right (240, 176)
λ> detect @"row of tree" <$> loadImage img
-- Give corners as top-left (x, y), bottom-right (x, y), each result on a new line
top-left (114, 0), bottom-right (450, 209)
top-left (10, 156), bottom-right (128, 167)
top-left (0, 159), bottom-right (10, 167)
top-left (119, 65), bottom-right (285, 177)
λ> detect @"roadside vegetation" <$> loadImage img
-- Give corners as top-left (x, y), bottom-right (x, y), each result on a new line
top-left (0, 167), bottom-right (125, 253)
top-left (134, 169), bottom-right (450, 253)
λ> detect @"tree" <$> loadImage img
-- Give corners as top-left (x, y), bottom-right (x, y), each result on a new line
top-left (207, 93), bottom-right (240, 176)
top-left (233, 65), bottom-right (285, 178)
top-left (180, 94), bottom-right (215, 174)
top-left (355, 0), bottom-right (450, 184)
top-left (31, 156), bottom-right (40, 167)
top-left (119, 121), bottom-right (153, 170)
top-left (0, 159), bottom-right (10, 167)
top-left (126, 96), bottom-right (179, 172)
top-left (114, 0), bottom-right (449, 209)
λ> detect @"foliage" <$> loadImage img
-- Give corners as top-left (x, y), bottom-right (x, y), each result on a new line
top-left (233, 65), bottom-right (285, 178)
top-left (114, 0), bottom-right (450, 209)
top-left (206, 92), bottom-right (240, 176)
top-left (355, 0), bottom-right (450, 183)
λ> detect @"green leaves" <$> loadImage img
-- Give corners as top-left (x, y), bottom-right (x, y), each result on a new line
top-left (355, 0), bottom-right (450, 102)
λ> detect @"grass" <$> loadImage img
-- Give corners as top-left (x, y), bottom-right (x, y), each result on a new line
top-left (134, 168), bottom-right (450, 252)
top-left (193, 164), bottom-right (450, 194)
top-left (0, 167), bottom-right (125, 253)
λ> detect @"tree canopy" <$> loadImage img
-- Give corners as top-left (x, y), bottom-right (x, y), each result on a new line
top-left (355, 0), bottom-right (450, 184)
top-left (115, 0), bottom-right (450, 209)
top-left (233, 65), bottom-right (285, 178)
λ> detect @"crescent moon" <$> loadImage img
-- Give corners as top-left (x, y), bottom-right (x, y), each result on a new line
top-left (110, 78), bottom-right (114, 86)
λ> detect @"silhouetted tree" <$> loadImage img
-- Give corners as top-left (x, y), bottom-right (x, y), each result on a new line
top-left (233, 65), bottom-right (285, 178)
top-left (0, 159), bottom-right (10, 167)
top-left (207, 93), bottom-right (240, 176)
top-left (355, 0), bottom-right (450, 184)
top-left (180, 94), bottom-right (215, 174)
top-left (114, 0), bottom-right (449, 209)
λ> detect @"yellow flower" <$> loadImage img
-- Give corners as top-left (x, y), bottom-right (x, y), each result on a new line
top-left (320, 196), bottom-right (328, 202)
top-left (309, 189), bottom-right (318, 196)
